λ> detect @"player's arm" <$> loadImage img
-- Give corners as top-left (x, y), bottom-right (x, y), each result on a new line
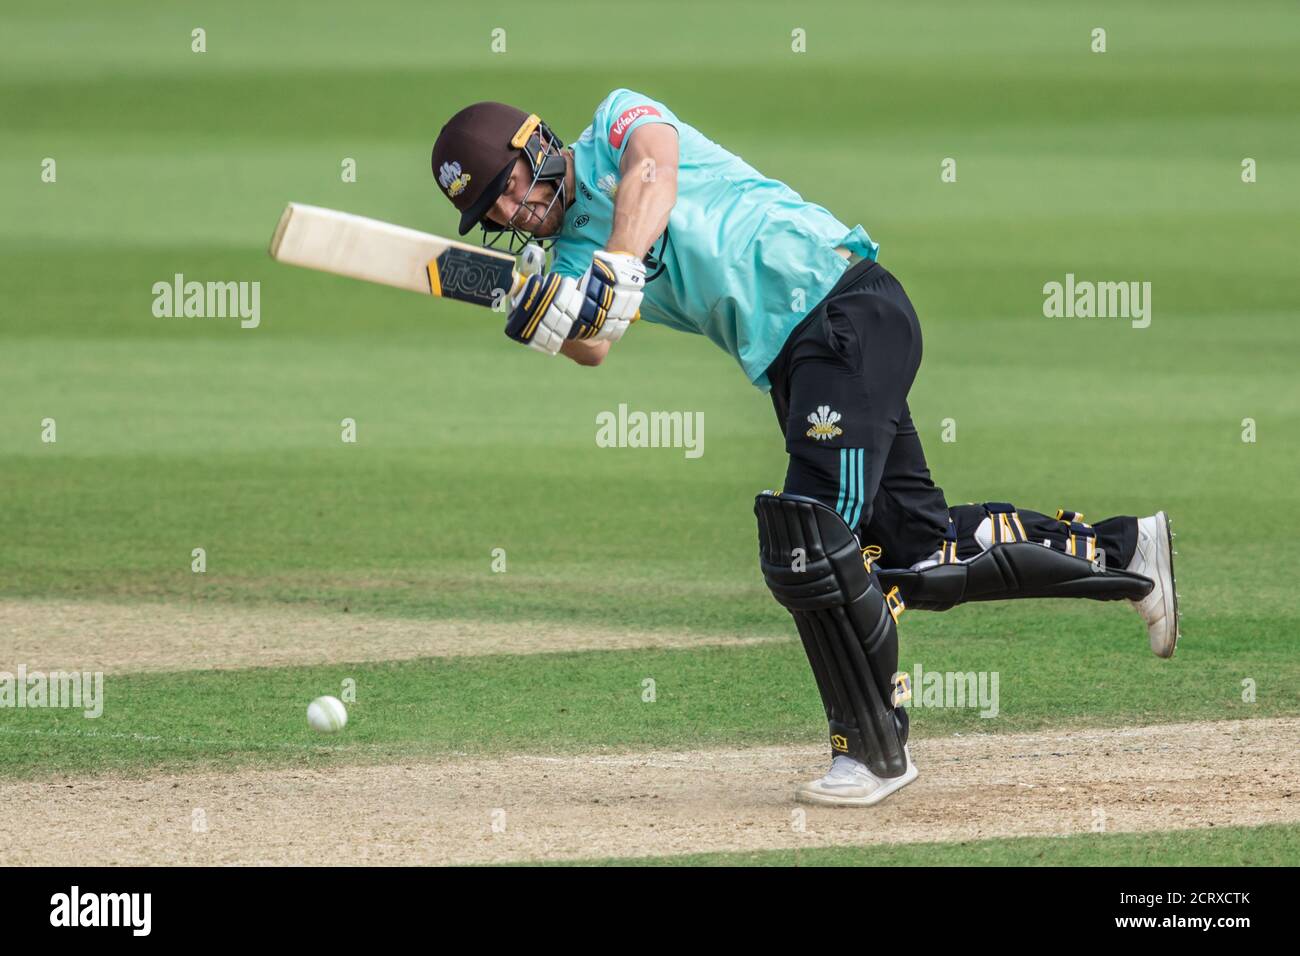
top-left (506, 123), bottom-right (679, 363)
top-left (553, 126), bottom-right (678, 367)
top-left (606, 124), bottom-right (679, 259)
top-left (559, 336), bottom-right (610, 365)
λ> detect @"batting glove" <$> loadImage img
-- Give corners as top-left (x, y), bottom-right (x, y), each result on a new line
top-left (575, 250), bottom-right (644, 343)
top-left (505, 272), bottom-right (585, 356)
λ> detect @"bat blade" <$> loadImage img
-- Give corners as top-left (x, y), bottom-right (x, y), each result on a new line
top-left (269, 202), bottom-right (518, 308)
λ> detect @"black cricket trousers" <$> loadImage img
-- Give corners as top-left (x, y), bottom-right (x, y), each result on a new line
top-left (764, 258), bottom-right (1136, 570)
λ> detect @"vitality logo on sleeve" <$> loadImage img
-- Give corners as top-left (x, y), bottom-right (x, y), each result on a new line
top-left (609, 105), bottom-right (661, 148)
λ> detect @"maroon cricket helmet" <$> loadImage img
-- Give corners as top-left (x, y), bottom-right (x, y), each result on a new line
top-left (431, 102), bottom-right (566, 237)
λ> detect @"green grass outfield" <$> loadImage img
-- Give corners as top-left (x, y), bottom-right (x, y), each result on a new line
top-left (568, 823), bottom-right (1300, 867)
top-left (1, 636), bottom-right (1291, 779)
top-left (1, 1), bottom-right (1298, 864)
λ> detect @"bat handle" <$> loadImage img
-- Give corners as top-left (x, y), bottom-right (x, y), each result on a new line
top-left (509, 271), bottom-right (528, 299)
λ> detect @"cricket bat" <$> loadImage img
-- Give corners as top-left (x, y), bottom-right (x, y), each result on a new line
top-left (268, 202), bottom-right (522, 309)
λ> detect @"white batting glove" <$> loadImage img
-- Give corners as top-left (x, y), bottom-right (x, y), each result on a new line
top-left (575, 250), bottom-right (644, 343)
top-left (505, 272), bottom-right (585, 356)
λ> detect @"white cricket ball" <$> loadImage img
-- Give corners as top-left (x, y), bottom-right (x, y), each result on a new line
top-left (307, 695), bottom-right (348, 733)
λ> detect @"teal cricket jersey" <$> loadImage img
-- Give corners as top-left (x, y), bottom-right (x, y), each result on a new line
top-left (551, 88), bottom-right (879, 391)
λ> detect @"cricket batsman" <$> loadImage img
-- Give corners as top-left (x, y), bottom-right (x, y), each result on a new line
top-left (430, 90), bottom-right (1180, 807)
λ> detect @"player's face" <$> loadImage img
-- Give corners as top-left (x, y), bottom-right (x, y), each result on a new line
top-left (485, 158), bottom-right (565, 238)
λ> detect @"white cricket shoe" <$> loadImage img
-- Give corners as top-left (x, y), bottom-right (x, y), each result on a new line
top-left (795, 750), bottom-right (919, 807)
top-left (1127, 511), bottom-right (1180, 658)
